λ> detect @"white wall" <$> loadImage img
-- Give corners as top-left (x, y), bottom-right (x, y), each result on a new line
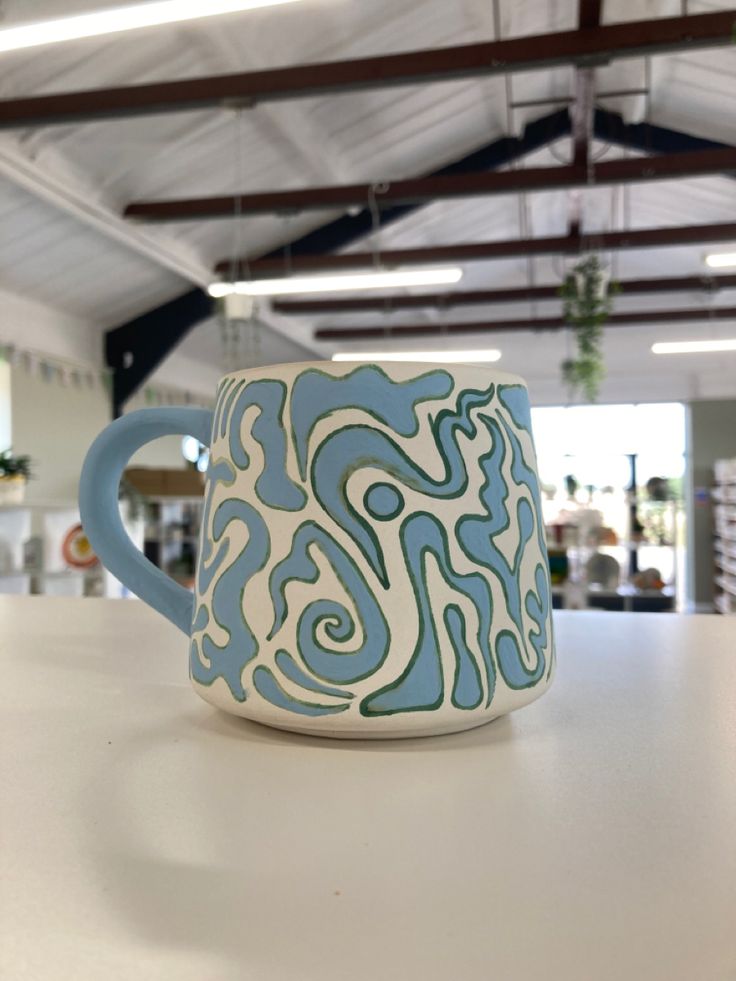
top-left (0, 360), bottom-right (10, 451)
top-left (9, 365), bottom-right (189, 504)
top-left (0, 286), bottom-right (209, 503)
top-left (0, 283), bottom-right (220, 399)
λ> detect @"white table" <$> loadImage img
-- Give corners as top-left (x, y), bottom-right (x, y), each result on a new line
top-left (2, 597), bottom-right (735, 981)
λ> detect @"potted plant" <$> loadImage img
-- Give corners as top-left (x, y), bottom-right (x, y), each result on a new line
top-left (560, 255), bottom-right (618, 402)
top-left (0, 449), bottom-right (32, 504)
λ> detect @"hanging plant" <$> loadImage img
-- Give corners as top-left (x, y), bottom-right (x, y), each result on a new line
top-left (0, 449), bottom-right (32, 480)
top-left (559, 255), bottom-right (618, 402)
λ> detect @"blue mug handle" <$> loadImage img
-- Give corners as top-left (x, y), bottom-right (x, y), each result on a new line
top-left (79, 407), bottom-right (214, 635)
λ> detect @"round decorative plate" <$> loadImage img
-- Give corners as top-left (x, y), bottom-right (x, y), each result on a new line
top-left (62, 523), bottom-right (98, 569)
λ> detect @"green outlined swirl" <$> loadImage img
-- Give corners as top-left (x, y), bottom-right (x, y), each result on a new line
top-left (190, 366), bottom-right (552, 718)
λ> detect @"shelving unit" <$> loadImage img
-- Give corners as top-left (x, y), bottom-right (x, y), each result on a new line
top-left (713, 458), bottom-right (736, 615)
top-left (548, 499), bottom-right (678, 613)
top-left (142, 496), bottom-right (204, 590)
top-left (0, 501), bottom-right (105, 597)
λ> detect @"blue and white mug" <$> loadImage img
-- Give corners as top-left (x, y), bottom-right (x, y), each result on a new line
top-left (80, 362), bottom-right (554, 738)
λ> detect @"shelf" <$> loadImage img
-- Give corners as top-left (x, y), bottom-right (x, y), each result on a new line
top-left (712, 490), bottom-right (736, 505)
top-left (146, 495), bottom-right (204, 505)
top-left (0, 500), bottom-right (79, 511)
top-left (714, 576), bottom-right (736, 598)
top-left (715, 542), bottom-right (736, 562)
top-left (552, 584), bottom-right (674, 599)
top-left (714, 593), bottom-right (735, 615)
top-left (0, 567), bottom-right (95, 579)
top-left (714, 466), bottom-right (736, 605)
top-left (144, 534), bottom-right (200, 545)
top-left (714, 555), bottom-right (736, 576)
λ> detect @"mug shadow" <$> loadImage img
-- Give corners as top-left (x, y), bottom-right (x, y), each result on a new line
top-left (78, 701), bottom-right (525, 975)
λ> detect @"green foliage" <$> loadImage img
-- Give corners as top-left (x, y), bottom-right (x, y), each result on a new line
top-left (559, 255), bottom-right (619, 402)
top-left (0, 449), bottom-right (32, 480)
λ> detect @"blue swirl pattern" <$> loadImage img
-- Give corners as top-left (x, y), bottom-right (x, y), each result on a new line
top-left (189, 366), bottom-right (553, 721)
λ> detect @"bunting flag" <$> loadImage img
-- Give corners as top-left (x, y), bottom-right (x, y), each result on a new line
top-left (0, 339), bottom-right (213, 409)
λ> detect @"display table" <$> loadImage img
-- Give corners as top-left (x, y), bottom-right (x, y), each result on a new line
top-left (2, 597), bottom-right (735, 981)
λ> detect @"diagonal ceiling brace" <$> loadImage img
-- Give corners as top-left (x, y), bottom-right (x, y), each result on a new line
top-left (593, 106), bottom-right (736, 160)
top-left (106, 289), bottom-right (214, 418)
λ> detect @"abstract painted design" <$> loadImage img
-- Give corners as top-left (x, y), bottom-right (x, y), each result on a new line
top-left (190, 365), bottom-right (553, 722)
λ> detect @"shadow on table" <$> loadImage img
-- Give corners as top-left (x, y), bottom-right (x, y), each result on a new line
top-left (77, 698), bottom-right (532, 975)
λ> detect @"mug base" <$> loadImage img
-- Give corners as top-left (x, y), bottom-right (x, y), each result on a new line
top-left (216, 707), bottom-right (510, 740)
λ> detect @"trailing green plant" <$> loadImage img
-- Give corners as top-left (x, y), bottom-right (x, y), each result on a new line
top-left (0, 449), bottom-right (32, 480)
top-left (560, 255), bottom-right (619, 402)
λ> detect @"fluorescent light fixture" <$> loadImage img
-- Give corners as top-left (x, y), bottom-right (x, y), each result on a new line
top-left (332, 350), bottom-right (502, 364)
top-left (652, 339), bottom-right (736, 355)
top-left (0, 0), bottom-right (301, 53)
top-left (705, 252), bottom-right (736, 269)
top-left (208, 268), bottom-right (464, 298)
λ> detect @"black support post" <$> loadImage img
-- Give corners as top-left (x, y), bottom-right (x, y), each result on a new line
top-left (105, 288), bottom-right (213, 417)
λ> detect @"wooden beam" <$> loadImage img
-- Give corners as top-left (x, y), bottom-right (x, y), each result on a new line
top-left (578, 0), bottom-right (603, 31)
top-left (569, 0), bottom-right (602, 234)
top-left (0, 11), bottom-right (733, 128)
top-left (314, 305), bottom-right (736, 341)
top-left (572, 1), bottom-right (602, 166)
top-left (215, 222), bottom-right (736, 278)
top-left (126, 147), bottom-right (736, 221)
top-left (273, 273), bottom-right (736, 315)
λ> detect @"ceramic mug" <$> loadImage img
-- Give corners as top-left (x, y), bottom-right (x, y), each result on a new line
top-left (80, 361), bottom-right (554, 738)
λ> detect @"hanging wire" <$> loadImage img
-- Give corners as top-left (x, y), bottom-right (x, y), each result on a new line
top-left (229, 107), bottom-right (250, 286)
top-left (221, 107), bottom-right (254, 373)
top-left (282, 213), bottom-right (294, 278)
top-left (643, 56), bottom-right (653, 156)
top-left (491, 0), bottom-right (538, 317)
top-left (367, 184), bottom-right (386, 272)
top-left (610, 183), bottom-right (621, 282)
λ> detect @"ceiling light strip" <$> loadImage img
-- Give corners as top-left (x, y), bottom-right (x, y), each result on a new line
top-left (208, 268), bottom-right (464, 297)
top-left (705, 252), bottom-right (736, 269)
top-left (652, 339), bottom-right (736, 354)
top-left (0, 0), bottom-right (301, 53)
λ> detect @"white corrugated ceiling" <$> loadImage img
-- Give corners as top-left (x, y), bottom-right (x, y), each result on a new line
top-left (0, 0), bottom-right (734, 394)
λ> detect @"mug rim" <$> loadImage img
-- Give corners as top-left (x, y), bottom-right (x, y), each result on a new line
top-left (217, 360), bottom-right (529, 389)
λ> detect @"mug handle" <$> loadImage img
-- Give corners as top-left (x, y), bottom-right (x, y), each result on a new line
top-left (79, 407), bottom-right (214, 635)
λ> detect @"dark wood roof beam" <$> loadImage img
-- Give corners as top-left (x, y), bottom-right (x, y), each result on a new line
top-left (0, 11), bottom-right (733, 128)
top-left (314, 305), bottom-right (736, 341)
top-left (273, 273), bottom-right (736, 315)
top-left (215, 222), bottom-right (736, 278)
